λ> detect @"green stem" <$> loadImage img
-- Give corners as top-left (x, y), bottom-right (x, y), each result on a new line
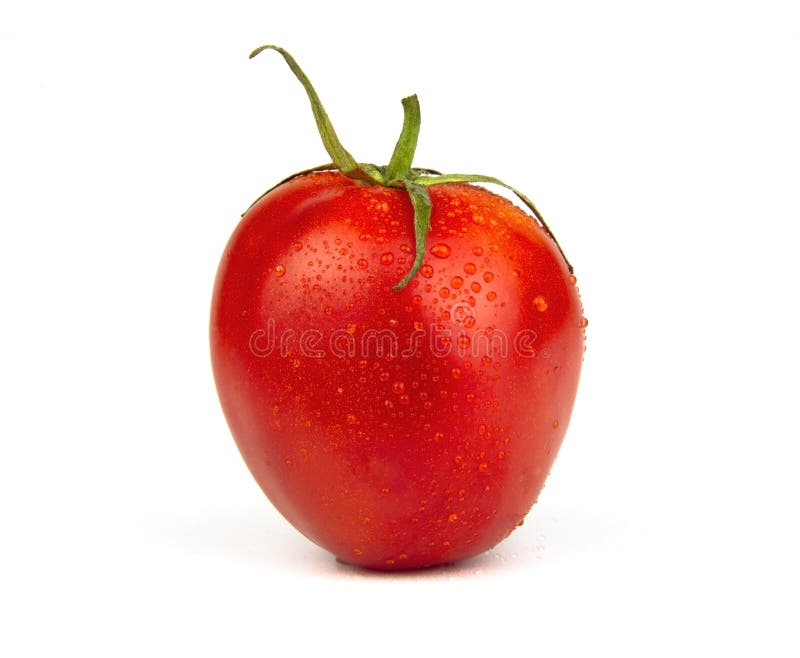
top-left (414, 173), bottom-right (573, 273)
top-left (249, 45), bottom-right (382, 185)
top-left (249, 45), bottom-right (573, 287)
top-left (393, 181), bottom-right (432, 290)
top-left (385, 95), bottom-right (421, 183)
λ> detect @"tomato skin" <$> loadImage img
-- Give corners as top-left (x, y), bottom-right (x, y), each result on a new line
top-left (210, 171), bottom-right (584, 569)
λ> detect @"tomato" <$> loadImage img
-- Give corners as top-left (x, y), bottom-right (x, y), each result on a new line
top-left (210, 46), bottom-right (585, 570)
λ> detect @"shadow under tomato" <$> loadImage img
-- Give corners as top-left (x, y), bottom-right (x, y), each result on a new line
top-left (153, 500), bottom-right (620, 578)
top-left (332, 552), bottom-right (504, 579)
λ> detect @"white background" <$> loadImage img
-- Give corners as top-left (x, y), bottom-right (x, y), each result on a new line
top-left (2, 1), bottom-right (798, 656)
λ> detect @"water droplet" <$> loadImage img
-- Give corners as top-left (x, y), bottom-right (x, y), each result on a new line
top-left (359, 233), bottom-right (371, 241)
top-left (392, 381), bottom-right (405, 395)
top-left (483, 271), bottom-right (494, 283)
top-left (579, 316), bottom-right (589, 328)
top-left (400, 244), bottom-right (413, 254)
top-left (380, 252), bottom-right (394, 265)
top-left (451, 276), bottom-right (463, 289)
top-left (379, 371), bottom-right (390, 382)
top-left (346, 323), bottom-right (357, 334)
top-left (569, 274), bottom-right (578, 285)
top-left (399, 394), bottom-right (410, 405)
top-left (553, 419), bottom-right (559, 428)
top-left (275, 264), bottom-right (286, 277)
top-left (463, 316), bottom-right (476, 328)
top-left (470, 281), bottom-right (481, 293)
top-left (448, 513), bottom-right (459, 522)
top-left (487, 291), bottom-right (497, 301)
top-left (430, 243), bottom-right (451, 258)
top-left (357, 258), bottom-right (368, 269)
top-left (458, 335), bottom-right (471, 350)
top-left (464, 262), bottom-right (477, 275)
top-left (472, 214), bottom-right (485, 225)
top-left (451, 367), bottom-right (462, 379)
top-left (384, 399), bottom-right (394, 409)
top-left (472, 246), bottom-right (484, 257)
top-left (439, 287), bottom-right (451, 299)
top-left (534, 295), bottom-right (548, 312)
top-left (339, 247), bottom-right (348, 256)
top-left (347, 414), bottom-right (357, 425)
top-left (413, 321), bottom-right (424, 331)
top-left (292, 242), bottom-right (302, 251)
top-left (420, 264), bottom-right (434, 278)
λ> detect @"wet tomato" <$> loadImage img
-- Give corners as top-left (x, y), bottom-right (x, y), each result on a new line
top-left (210, 46), bottom-right (585, 569)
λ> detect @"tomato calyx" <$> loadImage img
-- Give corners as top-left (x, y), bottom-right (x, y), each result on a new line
top-left (249, 45), bottom-right (573, 287)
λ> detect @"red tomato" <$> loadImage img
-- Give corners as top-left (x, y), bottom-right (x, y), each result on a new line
top-left (210, 169), bottom-right (585, 569)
